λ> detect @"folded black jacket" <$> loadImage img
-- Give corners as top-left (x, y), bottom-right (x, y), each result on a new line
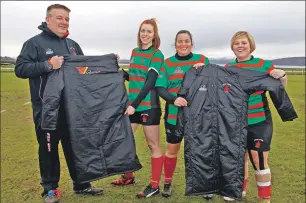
top-left (41, 54), bottom-right (142, 183)
top-left (176, 64), bottom-right (297, 199)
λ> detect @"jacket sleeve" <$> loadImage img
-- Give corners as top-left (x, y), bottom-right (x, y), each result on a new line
top-left (15, 39), bottom-right (51, 79)
top-left (156, 87), bottom-right (177, 104)
top-left (73, 41), bottom-right (84, 55)
top-left (236, 67), bottom-right (298, 122)
top-left (175, 69), bottom-right (195, 138)
top-left (41, 68), bottom-right (65, 130)
top-left (131, 70), bottom-right (158, 109)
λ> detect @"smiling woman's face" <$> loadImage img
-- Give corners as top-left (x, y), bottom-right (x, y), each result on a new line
top-left (175, 33), bottom-right (193, 56)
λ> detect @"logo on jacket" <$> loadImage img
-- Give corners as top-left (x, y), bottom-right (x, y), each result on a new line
top-left (199, 85), bottom-right (207, 91)
top-left (254, 139), bottom-right (263, 148)
top-left (174, 67), bottom-right (183, 74)
top-left (222, 83), bottom-right (232, 92)
top-left (76, 66), bottom-right (105, 75)
top-left (46, 48), bottom-right (54, 55)
top-left (70, 47), bottom-right (77, 55)
top-left (77, 66), bottom-right (88, 74)
top-left (141, 113), bottom-right (149, 122)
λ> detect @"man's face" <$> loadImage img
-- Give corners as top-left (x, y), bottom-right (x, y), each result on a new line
top-left (46, 8), bottom-right (70, 38)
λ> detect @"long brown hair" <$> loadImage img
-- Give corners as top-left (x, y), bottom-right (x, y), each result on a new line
top-left (137, 18), bottom-right (160, 49)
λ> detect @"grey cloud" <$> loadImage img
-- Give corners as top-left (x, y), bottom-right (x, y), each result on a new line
top-left (1, 1), bottom-right (305, 58)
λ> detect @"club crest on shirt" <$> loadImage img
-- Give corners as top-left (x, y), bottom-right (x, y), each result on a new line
top-left (174, 67), bottom-right (183, 74)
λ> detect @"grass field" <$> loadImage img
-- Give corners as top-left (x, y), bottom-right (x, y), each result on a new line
top-left (1, 72), bottom-right (305, 203)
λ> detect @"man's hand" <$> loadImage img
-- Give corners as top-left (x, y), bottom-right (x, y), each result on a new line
top-left (174, 97), bottom-right (188, 107)
top-left (49, 56), bottom-right (64, 69)
top-left (125, 105), bottom-right (136, 115)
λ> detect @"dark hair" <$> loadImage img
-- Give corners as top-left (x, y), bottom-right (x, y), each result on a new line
top-left (46, 4), bottom-right (71, 16)
top-left (175, 30), bottom-right (193, 46)
top-left (137, 18), bottom-right (161, 49)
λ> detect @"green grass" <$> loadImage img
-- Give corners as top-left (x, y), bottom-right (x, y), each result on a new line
top-left (1, 72), bottom-right (305, 203)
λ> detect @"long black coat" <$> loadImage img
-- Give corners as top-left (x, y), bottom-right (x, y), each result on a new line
top-left (176, 64), bottom-right (297, 199)
top-left (41, 54), bottom-right (142, 183)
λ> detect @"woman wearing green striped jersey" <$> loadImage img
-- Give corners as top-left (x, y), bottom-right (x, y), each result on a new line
top-left (155, 30), bottom-right (210, 198)
top-left (226, 31), bottom-right (288, 203)
top-left (111, 18), bottom-right (165, 199)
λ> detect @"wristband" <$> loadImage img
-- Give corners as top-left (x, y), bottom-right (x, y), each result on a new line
top-left (280, 73), bottom-right (286, 79)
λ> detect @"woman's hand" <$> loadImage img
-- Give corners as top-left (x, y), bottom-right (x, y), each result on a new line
top-left (174, 97), bottom-right (188, 107)
top-left (270, 69), bottom-right (286, 79)
top-left (193, 63), bottom-right (205, 69)
top-left (125, 105), bottom-right (135, 115)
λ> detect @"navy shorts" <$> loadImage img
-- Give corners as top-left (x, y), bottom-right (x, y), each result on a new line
top-left (129, 108), bottom-right (161, 125)
top-left (247, 114), bottom-right (273, 151)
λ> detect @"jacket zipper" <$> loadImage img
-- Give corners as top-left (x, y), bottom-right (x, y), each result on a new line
top-left (39, 76), bottom-right (43, 101)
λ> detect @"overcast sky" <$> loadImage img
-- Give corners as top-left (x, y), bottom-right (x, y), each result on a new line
top-left (1, 1), bottom-right (305, 59)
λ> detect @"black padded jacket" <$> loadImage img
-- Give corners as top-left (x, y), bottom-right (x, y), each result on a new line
top-left (41, 54), bottom-right (142, 183)
top-left (176, 64), bottom-right (297, 199)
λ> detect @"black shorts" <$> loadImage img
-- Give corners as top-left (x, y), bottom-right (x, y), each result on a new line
top-left (247, 114), bottom-right (273, 151)
top-left (165, 122), bottom-right (183, 144)
top-left (129, 108), bottom-right (161, 126)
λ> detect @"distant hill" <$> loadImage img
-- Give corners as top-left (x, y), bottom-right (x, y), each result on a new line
top-left (119, 59), bottom-right (130, 64)
top-left (2, 56), bottom-right (304, 66)
top-left (270, 57), bottom-right (305, 66)
top-left (209, 57), bottom-right (234, 65)
top-left (1, 56), bottom-right (16, 65)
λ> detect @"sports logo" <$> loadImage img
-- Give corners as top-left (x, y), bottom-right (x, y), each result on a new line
top-left (47, 133), bottom-right (51, 142)
top-left (46, 48), bottom-right (54, 55)
top-left (174, 67), bottom-right (183, 74)
top-left (222, 83), bottom-right (232, 92)
top-left (70, 47), bottom-right (77, 55)
top-left (130, 57), bottom-right (134, 64)
top-left (199, 85), bottom-right (207, 91)
top-left (141, 113), bottom-right (149, 122)
top-left (254, 139), bottom-right (263, 148)
top-left (76, 66), bottom-right (88, 74)
top-left (76, 66), bottom-right (105, 75)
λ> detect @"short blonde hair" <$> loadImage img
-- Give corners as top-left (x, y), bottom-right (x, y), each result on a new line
top-left (230, 31), bottom-right (256, 53)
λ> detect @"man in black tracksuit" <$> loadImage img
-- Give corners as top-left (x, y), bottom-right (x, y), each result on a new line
top-left (15, 4), bottom-right (103, 203)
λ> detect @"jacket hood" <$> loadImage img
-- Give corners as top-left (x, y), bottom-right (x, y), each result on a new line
top-left (38, 22), bottom-right (69, 38)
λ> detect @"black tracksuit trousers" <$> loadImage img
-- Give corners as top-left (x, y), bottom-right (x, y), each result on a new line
top-left (35, 107), bottom-right (90, 194)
